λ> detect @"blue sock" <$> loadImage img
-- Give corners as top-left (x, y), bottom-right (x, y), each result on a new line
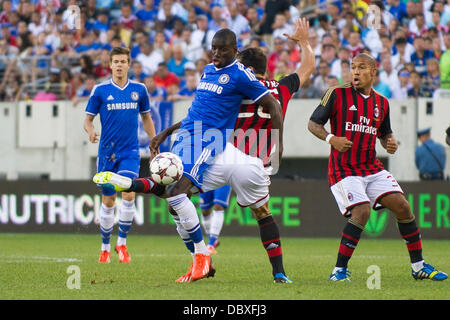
top-left (208, 234), bottom-right (218, 247)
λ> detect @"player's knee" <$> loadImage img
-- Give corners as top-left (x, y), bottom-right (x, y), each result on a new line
top-left (394, 198), bottom-right (413, 220)
top-left (251, 203), bottom-right (271, 220)
top-left (102, 196), bottom-right (116, 208)
top-left (349, 204), bottom-right (371, 227)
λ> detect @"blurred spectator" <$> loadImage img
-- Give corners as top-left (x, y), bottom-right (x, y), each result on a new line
top-left (345, 31), bottom-right (364, 58)
top-left (227, 2), bottom-right (249, 37)
top-left (169, 18), bottom-right (185, 46)
top-left (379, 56), bottom-right (401, 92)
top-left (331, 46), bottom-right (351, 78)
top-left (195, 57), bottom-right (207, 75)
top-left (94, 49), bottom-right (112, 79)
top-left (72, 75), bottom-right (97, 107)
top-left (271, 13), bottom-right (293, 41)
top-left (326, 75), bottom-right (339, 87)
top-left (143, 75), bottom-right (167, 101)
top-left (246, 5), bottom-right (261, 34)
top-left (130, 60), bottom-right (148, 83)
top-left (191, 14), bottom-right (214, 55)
top-left (321, 43), bottom-right (338, 67)
top-left (208, 6), bottom-right (223, 32)
top-left (440, 31), bottom-right (450, 90)
top-left (391, 37), bottom-right (410, 72)
top-left (0, 0), bottom-right (13, 24)
top-left (79, 54), bottom-right (96, 78)
top-left (154, 62), bottom-right (179, 89)
top-left (258, 0), bottom-right (290, 49)
top-left (153, 30), bottom-right (170, 61)
top-left (407, 70), bottom-right (432, 97)
top-left (387, 0), bottom-right (408, 23)
top-left (157, 0), bottom-right (186, 22)
top-left (0, 73), bottom-right (22, 101)
top-left (167, 43), bottom-right (189, 78)
top-left (392, 68), bottom-right (410, 100)
top-left (295, 77), bottom-right (322, 99)
top-left (339, 60), bottom-right (352, 84)
top-left (409, 13), bottom-right (427, 38)
top-left (267, 37), bottom-right (285, 79)
top-left (136, 42), bottom-right (164, 75)
top-left (415, 128), bottom-right (446, 181)
top-left (316, 13), bottom-right (331, 41)
top-left (136, 0), bottom-right (158, 29)
top-left (167, 74), bottom-right (198, 102)
top-left (313, 59), bottom-right (331, 96)
top-left (410, 36), bottom-right (435, 75)
top-left (373, 70), bottom-right (392, 98)
top-left (119, 4), bottom-right (136, 30)
top-left (423, 58), bottom-right (441, 95)
top-left (130, 30), bottom-right (149, 59)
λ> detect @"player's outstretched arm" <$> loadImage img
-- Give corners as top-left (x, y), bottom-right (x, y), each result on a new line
top-left (258, 93), bottom-right (284, 159)
top-left (149, 121), bottom-right (182, 159)
top-left (283, 17), bottom-right (315, 87)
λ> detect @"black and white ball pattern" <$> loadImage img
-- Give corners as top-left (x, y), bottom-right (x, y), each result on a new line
top-left (149, 152), bottom-right (184, 185)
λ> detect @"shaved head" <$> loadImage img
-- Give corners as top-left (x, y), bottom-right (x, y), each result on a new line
top-left (352, 53), bottom-right (377, 69)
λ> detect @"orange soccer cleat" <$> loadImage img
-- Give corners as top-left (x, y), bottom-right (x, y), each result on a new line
top-left (176, 261), bottom-right (193, 283)
top-left (176, 258), bottom-right (216, 283)
top-left (115, 245), bottom-right (131, 263)
top-left (191, 253), bottom-right (213, 281)
top-left (98, 250), bottom-right (111, 263)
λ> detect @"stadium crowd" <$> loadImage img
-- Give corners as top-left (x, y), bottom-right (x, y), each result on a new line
top-left (0, 0), bottom-right (450, 103)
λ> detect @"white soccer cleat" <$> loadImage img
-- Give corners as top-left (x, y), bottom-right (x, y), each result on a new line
top-left (93, 171), bottom-right (132, 192)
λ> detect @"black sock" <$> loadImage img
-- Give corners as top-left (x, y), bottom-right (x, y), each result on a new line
top-left (336, 221), bottom-right (363, 268)
top-left (397, 219), bottom-right (423, 263)
top-left (257, 216), bottom-right (285, 276)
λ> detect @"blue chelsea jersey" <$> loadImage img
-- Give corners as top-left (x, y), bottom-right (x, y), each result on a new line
top-left (180, 60), bottom-right (270, 139)
top-left (85, 79), bottom-right (151, 157)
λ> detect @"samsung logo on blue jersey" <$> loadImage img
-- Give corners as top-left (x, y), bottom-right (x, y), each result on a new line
top-left (197, 81), bottom-right (223, 94)
top-left (107, 102), bottom-right (139, 111)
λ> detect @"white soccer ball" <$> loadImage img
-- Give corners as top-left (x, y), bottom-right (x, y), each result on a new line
top-left (149, 152), bottom-right (184, 185)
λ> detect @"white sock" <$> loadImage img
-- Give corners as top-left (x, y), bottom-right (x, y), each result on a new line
top-left (100, 204), bottom-right (115, 252)
top-left (201, 213), bottom-right (212, 234)
top-left (412, 260), bottom-right (425, 272)
top-left (209, 209), bottom-right (224, 238)
top-left (167, 194), bottom-right (209, 255)
top-left (117, 199), bottom-right (135, 246)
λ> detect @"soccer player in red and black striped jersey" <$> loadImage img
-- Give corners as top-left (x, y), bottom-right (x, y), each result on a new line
top-left (308, 53), bottom-right (447, 282)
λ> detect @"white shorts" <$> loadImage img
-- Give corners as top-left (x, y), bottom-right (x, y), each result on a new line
top-left (330, 170), bottom-right (404, 216)
top-left (202, 142), bottom-right (271, 208)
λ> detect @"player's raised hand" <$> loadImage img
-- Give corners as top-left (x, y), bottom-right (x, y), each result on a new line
top-left (283, 17), bottom-right (309, 43)
top-left (149, 134), bottom-right (164, 160)
top-left (385, 137), bottom-right (398, 154)
top-left (330, 136), bottom-right (353, 152)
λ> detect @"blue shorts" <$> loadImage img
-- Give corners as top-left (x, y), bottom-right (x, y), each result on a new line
top-left (97, 153), bottom-right (140, 196)
top-left (200, 185), bottom-right (232, 210)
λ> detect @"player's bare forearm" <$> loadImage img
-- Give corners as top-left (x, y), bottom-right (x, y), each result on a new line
top-left (141, 112), bottom-right (156, 139)
top-left (149, 121), bottom-right (182, 159)
top-left (308, 120), bottom-right (329, 141)
top-left (83, 115), bottom-right (99, 143)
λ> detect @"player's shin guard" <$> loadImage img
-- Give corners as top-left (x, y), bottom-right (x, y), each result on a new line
top-left (397, 217), bottom-right (423, 263)
top-left (117, 199), bottom-right (135, 246)
top-left (167, 194), bottom-right (208, 255)
top-left (336, 220), bottom-right (363, 268)
top-left (100, 204), bottom-right (115, 252)
top-left (257, 216), bottom-right (285, 276)
top-left (208, 210), bottom-right (224, 247)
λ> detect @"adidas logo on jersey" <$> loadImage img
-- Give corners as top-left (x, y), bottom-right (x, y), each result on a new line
top-left (107, 95), bottom-right (114, 101)
top-left (349, 105), bottom-right (357, 111)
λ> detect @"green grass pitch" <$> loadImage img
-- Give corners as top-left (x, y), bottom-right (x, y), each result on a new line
top-left (0, 233), bottom-right (449, 300)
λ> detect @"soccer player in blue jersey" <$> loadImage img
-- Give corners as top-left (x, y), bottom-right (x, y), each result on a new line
top-left (84, 47), bottom-right (157, 264)
top-left (199, 185), bottom-right (231, 254)
top-left (95, 29), bottom-right (283, 281)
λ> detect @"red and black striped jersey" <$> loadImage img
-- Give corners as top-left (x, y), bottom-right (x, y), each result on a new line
top-left (232, 73), bottom-right (300, 165)
top-left (310, 83), bottom-right (393, 186)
